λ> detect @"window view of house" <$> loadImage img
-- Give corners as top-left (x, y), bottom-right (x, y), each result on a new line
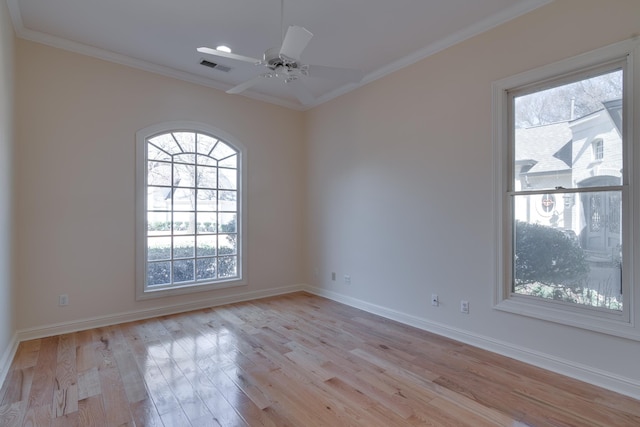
top-left (143, 131), bottom-right (240, 290)
top-left (511, 69), bottom-right (623, 311)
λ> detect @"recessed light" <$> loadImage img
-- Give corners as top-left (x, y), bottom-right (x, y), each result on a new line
top-left (216, 45), bottom-right (232, 53)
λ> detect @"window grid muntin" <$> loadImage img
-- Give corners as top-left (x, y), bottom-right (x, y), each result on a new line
top-left (145, 130), bottom-right (239, 289)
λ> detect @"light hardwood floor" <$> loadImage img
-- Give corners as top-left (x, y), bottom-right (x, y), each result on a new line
top-left (0, 292), bottom-right (639, 426)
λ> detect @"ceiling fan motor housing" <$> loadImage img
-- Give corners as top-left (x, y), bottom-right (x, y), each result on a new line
top-left (264, 47), bottom-right (296, 69)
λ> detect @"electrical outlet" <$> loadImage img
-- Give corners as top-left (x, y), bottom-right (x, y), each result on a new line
top-left (460, 300), bottom-right (469, 314)
top-left (331, 272), bottom-right (336, 281)
top-left (59, 294), bottom-right (69, 306)
top-left (431, 294), bottom-right (439, 306)
top-left (344, 275), bottom-right (351, 284)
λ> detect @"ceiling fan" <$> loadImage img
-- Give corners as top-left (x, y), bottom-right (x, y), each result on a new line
top-left (197, 0), bottom-right (363, 105)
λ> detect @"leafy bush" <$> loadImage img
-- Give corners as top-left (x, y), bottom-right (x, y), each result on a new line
top-left (146, 216), bottom-right (238, 286)
top-left (146, 238), bottom-right (237, 286)
top-left (514, 221), bottom-right (589, 287)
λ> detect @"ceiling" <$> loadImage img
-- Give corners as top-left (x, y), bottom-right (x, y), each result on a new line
top-left (7, 0), bottom-right (552, 110)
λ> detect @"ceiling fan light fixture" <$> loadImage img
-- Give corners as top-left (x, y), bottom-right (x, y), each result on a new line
top-left (216, 45), bottom-right (232, 53)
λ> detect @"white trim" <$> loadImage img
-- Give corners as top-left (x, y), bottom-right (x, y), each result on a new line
top-left (17, 285), bottom-right (304, 342)
top-left (12, 26), bottom-right (303, 111)
top-left (0, 334), bottom-right (19, 390)
top-left (304, 285), bottom-right (640, 401)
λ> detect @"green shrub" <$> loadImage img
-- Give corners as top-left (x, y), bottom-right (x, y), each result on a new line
top-left (515, 221), bottom-right (589, 286)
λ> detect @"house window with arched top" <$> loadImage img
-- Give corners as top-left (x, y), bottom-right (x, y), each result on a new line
top-left (136, 122), bottom-right (245, 299)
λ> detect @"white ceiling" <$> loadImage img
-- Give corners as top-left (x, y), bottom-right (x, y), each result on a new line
top-left (7, 0), bottom-right (552, 110)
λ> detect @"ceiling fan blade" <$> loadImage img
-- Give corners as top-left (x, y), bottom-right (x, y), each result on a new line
top-left (307, 64), bottom-right (364, 84)
top-left (197, 47), bottom-right (261, 64)
top-left (279, 26), bottom-right (313, 61)
top-left (226, 75), bottom-right (267, 94)
top-left (287, 79), bottom-right (315, 105)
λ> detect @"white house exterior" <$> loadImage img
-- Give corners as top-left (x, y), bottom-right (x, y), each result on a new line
top-left (515, 99), bottom-right (622, 258)
top-left (514, 99), bottom-right (623, 299)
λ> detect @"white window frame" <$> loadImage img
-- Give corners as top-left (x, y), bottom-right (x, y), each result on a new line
top-left (136, 121), bottom-right (247, 300)
top-left (492, 39), bottom-right (640, 340)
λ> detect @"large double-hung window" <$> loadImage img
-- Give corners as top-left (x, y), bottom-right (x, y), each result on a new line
top-left (136, 122), bottom-right (245, 299)
top-left (493, 39), bottom-right (640, 338)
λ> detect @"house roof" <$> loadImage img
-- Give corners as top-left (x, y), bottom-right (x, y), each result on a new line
top-left (515, 122), bottom-right (572, 174)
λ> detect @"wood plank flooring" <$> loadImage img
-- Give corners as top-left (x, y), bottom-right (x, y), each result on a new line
top-left (1, 292), bottom-right (639, 426)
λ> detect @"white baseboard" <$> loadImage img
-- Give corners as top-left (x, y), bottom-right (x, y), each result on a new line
top-left (0, 334), bottom-right (18, 390)
top-left (305, 285), bottom-right (640, 401)
top-left (16, 284), bottom-right (304, 342)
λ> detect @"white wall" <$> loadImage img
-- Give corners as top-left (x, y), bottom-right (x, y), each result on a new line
top-left (306, 0), bottom-right (640, 395)
top-left (14, 39), bottom-right (306, 331)
top-left (0, 0), bottom-right (16, 371)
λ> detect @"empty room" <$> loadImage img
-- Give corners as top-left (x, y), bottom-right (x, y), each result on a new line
top-left (1, 0), bottom-right (640, 425)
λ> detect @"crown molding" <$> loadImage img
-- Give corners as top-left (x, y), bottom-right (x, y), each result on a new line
top-left (5, 0), bottom-right (553, 111)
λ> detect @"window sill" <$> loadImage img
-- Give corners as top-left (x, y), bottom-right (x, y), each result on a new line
top-left (136, 277), bottom-right (247, 301)
top-left (494, 295), bottom-right (639, 341)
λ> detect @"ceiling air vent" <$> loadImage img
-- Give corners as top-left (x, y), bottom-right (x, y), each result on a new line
top-left (200, 59), bottom-right (232, 72)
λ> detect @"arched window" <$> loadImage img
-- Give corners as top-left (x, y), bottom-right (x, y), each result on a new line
top-left (136, 122), bottom-right (244, 299)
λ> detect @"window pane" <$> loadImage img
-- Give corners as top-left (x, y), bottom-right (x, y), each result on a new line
top-left (218, 191), bottom-right (237, 211)
top-left (197, 190), bottom-right (217, 211)
top-left (173, 212), bottom-right (195, 234)
top-left (174, 163), bottom-right (195, 187)
top-left (197, 166), bottom-right (217, 188)
top-left (148, 237), bottom-right (171, 261)
top-left (196, 154), bottom-right (216, 166)
top-left (218, 213), bottom-right (236, 233)
top-left (147, 143), bottom-right (171, 161)
top-left (148, 186), bottom-right (172, 210)
top-left (147, 261), bottom-right (171, 286)
top-left (147, 212), bottom-right (171, 236)
top-left (513, 191), bottom-right (622, 311)
top-left (173, 235), bottom-right (194, 259)
top-left (218, 256), bottom-right (237, 278)
top-left (218, 234), bottom-right (237, 255)
top-left (173, 132), bottom-right (196, 153)
top-left (196, 258), bottom-right (217, 280)
top-left (218, 168), bottom-right (237, 190)
top-left (513, 69), bottom-right (623, 191)
top-left (147, 162), bottom-right (171, 186)
top-left (210, 141), bottom-right (236, 160)
top-left (173, 189), bottom-right (195, 211)
top-left (197, 212), bottom-right (217, 233)
top-left (174, 153), bottom-right (195, 164)
top-left (197, 235), bottom-right (216, 257)
top-left (197, 134), bottom-right (217, 155)
top-left (173, 259), bottom-right (195, 283)
top-left (219, 154), bottom-right (237, 168)
top-left (149, 134), bottom-right (180, 155)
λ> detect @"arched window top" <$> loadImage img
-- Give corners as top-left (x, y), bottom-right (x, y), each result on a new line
top-left (138, 121), bottom-right (245, 156)
top-left (147, 131), bottom-right (238, 167)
